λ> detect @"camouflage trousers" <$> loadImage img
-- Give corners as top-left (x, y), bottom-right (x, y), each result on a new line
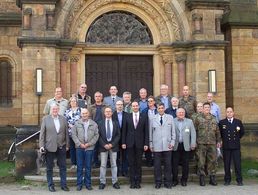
top-left (196, 144), bottom-right (217, 176)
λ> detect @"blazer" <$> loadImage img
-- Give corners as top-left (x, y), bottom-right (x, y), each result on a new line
top-left (71, 119), bottom-right (99, 150)
top-left (112, 111), bottom-right (128, 133)
top-left (103, 96), bottom-right (123, 111)
top-left (173, 117), bottom-right (196, 151)
top-left (219, 118), bottom-right (244, 150)
top-left (155, 95), bottom-right (172, 108)
top-left (39, 115), bottom-right (69, 152)
top-left (165, 107), bottom-right (177, 118)
top-left (88, 103), bottom-right (107, 123)
top-left (122, 112), bottom-right (149, 149)
top-left (149, 114), bottom-right (176, 152)
top-left (98, 119), bottom-right (121, 152)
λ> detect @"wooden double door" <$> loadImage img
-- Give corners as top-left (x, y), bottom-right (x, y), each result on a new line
top-left (85, 55), bottom-right (153, 99)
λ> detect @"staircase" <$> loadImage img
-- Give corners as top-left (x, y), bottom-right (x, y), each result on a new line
top-left (24, 159), bottom-right (225, 185)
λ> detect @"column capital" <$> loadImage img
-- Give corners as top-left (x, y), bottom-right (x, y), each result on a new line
top-left (175, 54), bottom-right (187, 64)
top-left (70, 55), bottom-right (79, 63)
top-left (60, 53), bottom-right (69, 62)
top-left (162, 55), bottom-right (173, 64)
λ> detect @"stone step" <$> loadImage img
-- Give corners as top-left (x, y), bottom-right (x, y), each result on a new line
top-left (24, 171), bottom-right (225, 186)
top-left (38, 165), bottom-right (197, 177)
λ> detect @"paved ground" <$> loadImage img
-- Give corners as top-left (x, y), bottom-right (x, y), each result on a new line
top-left (0, 181), bottom-right (258, 195)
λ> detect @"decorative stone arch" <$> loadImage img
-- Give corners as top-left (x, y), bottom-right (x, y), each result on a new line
top-left (61, 0), bottom-right (190, 43)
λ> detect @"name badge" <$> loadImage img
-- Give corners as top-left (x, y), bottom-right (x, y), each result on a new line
top-left (185, 128), bottom-right (190, 133)
top-left (223, 125), bottom-right (226, 129)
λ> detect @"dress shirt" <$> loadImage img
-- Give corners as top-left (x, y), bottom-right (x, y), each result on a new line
top-left (210, 102), bottom-right (221, 123)
top-left (52, 116), bottom-right (60, 133)
top-left (133, 112), bottom-right (140, 128)
top-left (139, 99), bottom-right (148, 113)
top-left (83, 120), bottom-right (89, 142)
top-left (148, 108), bottom-right (156, 119)
top-left (161, 96), bottom-right (169, 109)
top-left (227, 117), bottom-right (234, 123)
top-left (117, 111), bottom-right (123, 128)
top-left (177, 118), bottom-right (184, 143)
top-left (105, 118), bottom-right (113, 141)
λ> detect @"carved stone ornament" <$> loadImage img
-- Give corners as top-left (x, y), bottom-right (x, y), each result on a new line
top-left (70, 56), bottom-right (79, 63)
top-left (65, 0), bottom-right (183, 42)
top-left (60, 53), bottom-right (69, 62)
top-left (86, 11), bottom-right (152, 45)
top-left (162, 55), bottom-right (173, 64)
top-left (175, 54), bottom-right (187, 64)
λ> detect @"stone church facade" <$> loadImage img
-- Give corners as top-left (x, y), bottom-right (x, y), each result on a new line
top-left (0, 0), bottom-right (257, 126)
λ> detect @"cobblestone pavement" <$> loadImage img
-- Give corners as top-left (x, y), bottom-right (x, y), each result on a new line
top-left (0, 181), bottom-right (258, 195)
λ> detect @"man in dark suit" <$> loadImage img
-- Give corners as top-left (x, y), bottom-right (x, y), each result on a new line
top-left (165, 97), bottom-right (179, 118)
top-left (98, 107), bottom-right (121, 190)
top-left (103, 86), bottom-right (122, 111)
top-left (219, 107), bottom-right (245, 186)
top-left (112, 100), bottom-right (128, 176)
top-left (122, 101), bottom-right (149, 189)
top-left (39, 103), bottom-right (70, 192)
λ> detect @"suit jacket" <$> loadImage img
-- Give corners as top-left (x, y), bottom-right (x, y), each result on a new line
top-left (71, 119), bottom-right (99, 150)
top-left (165, 107), bottom-right (177, 118)
top-left (103, 96), bottom-right (123, 111)
top-left (155, 95), bottom-right (172, 108)
top-left (173, 117), bottom-right (196, 151)
top-left (219, 118), bottom-right (244, 150)
top-left (122, 112), bottom-right (149, 149)
top-left (149, 114), bottom-right (176, 152)
top-left (98, 119), bottom-right (121, 152)
top-left (112, 111), bottom-right (128, 142)
top-left (39, 115), bottom-right (69, 152)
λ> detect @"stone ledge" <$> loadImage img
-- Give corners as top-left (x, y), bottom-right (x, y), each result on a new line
top-left (16, 0), bottom-right (58, 8)
top-left (0, 13), bottom-right (21, 27)
top-left (169, 40), bottom-right (229, 49)
top-left (186, 0), bottom-right (230, 10)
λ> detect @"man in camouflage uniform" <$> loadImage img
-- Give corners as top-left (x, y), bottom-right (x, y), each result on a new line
top-left (194, 102), bottom-right (221, 186)
top-left (179, 86), bottom-right (197, 118)
top-left (191, 102), bottom-right (204, 123)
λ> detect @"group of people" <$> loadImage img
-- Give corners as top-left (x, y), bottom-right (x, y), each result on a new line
top-left (39, 83), bottom-right (245, 192)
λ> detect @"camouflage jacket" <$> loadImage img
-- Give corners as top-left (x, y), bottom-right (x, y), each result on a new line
top-left (194, 113), bottom-right (221, 145)
top-left (178, 95), bottom-right (197, 118)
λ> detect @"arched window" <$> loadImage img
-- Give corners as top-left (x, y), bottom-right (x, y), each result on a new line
top-left (0, 60), bottom-right (12, 106)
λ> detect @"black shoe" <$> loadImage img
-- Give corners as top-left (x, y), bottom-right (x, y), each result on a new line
top-left (172, 181), bottom-right (178, 186)
top-left (76, 186), bottom-right (82, 191)
top-left (113, 182), bottom-right (120, 189)
top-left (99, 183), bottom-right (106, 190)
top-left (122, 172), bottom-right (128, 177)
top-left (135, 183), bottom-right (141, 189)
top-left (61, 186), bottom-right (70, 191)
top-left (209, 175), bottom-right (217, 186)
top-left (181, 181), bottom-right (187, 187)
top-left (48, 186), bottom-right (56, 192)
top-left (155, 184), bottom-right (161, 189)
top-left (86, 186), bottom-right (93, 190)
top-left (200, 175), bottom-right (205, 186)
top-left (237, 181), bottom-right (243, 186)
top-left (224, 181), bottom-right (230, 186)
top-left (164, 184), bottom-right (172, 189)
top-left (130, 184), bottom-right (135, 189)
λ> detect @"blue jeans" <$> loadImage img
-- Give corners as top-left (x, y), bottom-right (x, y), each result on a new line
top-left (76, 148), bottom-right (93, 187)
top-left (46, 146), bottom-right (67, 187)
top-left (69, 137), bottom-right (76, 165)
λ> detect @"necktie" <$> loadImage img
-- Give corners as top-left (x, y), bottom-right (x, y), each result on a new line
top-left (112, 97), bottom-right (115, 103)
top-left (160, 116), bottom-right (163, 125)
top-left (228, 119), bottom-right (231, 123)
top-left (107, 119), bottom-right (111, 141)
top-left (134, 113), bottom-right (138, 129)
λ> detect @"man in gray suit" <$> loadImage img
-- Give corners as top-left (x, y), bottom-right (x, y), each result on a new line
top-left (103, 86), bottom-right (122, 111)
top-left (172, 108), bottom-right (196, 187)
top-left (149, 103), bottom-right (176, 189)
top-left (39, 103), bottom-right (70, 192)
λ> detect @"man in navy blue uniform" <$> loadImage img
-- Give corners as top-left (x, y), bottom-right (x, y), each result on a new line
top-left (219, 107), bottom-right (244, 186)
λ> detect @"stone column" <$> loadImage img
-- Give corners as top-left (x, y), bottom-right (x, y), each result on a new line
top-left (70, 56), bottom-right (79, 95)
top-left (176, 54), bottom-right (187, 95)
top-left (23, 8), bottom-right (32, 30)
top-left (162, 56), bottom-right (173, 95)
top-left (215, 16), bottom-right (222, 34)
top-left (192, 13), bottom-right (203, 34)
top-left (60, 53), bottom-right (69, 98)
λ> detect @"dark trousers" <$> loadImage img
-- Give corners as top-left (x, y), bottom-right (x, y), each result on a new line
top-left (172, 143), bottom-right (190, 182)
top-left (223, 149), bottom-right (242, 182)
top-left (145, 148), bottom-right (153, 166)
top-left (46, 145), bottom-right (67, 187)
top-left (69, 137), bottom-right (76, 165)
top-left (153, 151), bottom-right (172, 185)
top-left (92, 140), bottom-right (100, 166)
top-left (117, 148), bottom-right (128, 175)
top-left (127, 145), bottom-right (143, 185)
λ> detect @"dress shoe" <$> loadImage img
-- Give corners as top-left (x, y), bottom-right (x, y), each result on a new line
top-left (224, 181), bottom-right (230, 186)
top-left (135, 183), bottom-right (141, 189)
top-left (76, 186), bottom-right (82, 191)
top-left (113, 182), bottom-right (120, 189)
top-left (86, 186), bottom-right (93, 190)
top-left (99, 183), bottom-right (106, 190)
top-left (209, 175), bottom-right (217, 186)
top-left (61, 186), bottom-right (70, 191)
top-left (155, 184), bottom-right (161, 189)
top-left (237, 181), bottom-right (243, 186)
top-left (181, 181), bottom-right (187, 187)
top-left (130, 184), bottom-right (135, 189)
top-left (164, 184), bottom-right (172, 189)
top-left (200, 175), bottom-right (206, 186)
top-left (172, 181), bottom-right (178, 186)
top-left (122, 172), bottom-right (128, 177)
top-left (48, 186), bottom-right (56, 192)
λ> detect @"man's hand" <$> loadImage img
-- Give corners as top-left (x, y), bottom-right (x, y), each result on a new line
top-left (150, 147), bottom-right (153, 152)
top-left (108, 144), bottom-right (113, 149)
top-left (168, 144), bottom-right (173, 150)
top-left (80, 144), bottom-right (85, 149)
top-left (144, 145), bottom-right (148, 151)
top-left (85, 143), bottom-right (90, 148)
top-left (122, 144), bottom-right (126, 149)
top-left (104, 144), bottom-right (110, 150)
top-left (66, 147), bottom-right (69, 151)
top-left (39, 147), bottom-right (45, 153)
top-left (217, 142), bottom-right (221, 148)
